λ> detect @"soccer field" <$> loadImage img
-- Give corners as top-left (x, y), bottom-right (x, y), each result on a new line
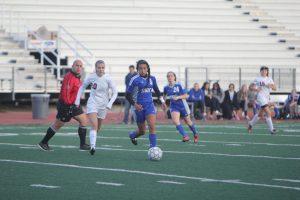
top-left (0, 122), bottom-right (300, 200)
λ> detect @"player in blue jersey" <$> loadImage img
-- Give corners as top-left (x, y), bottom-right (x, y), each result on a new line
top-left (163, 71), bottom-right (199, 143)
top-left (126, 60), bottom-right (167, 148)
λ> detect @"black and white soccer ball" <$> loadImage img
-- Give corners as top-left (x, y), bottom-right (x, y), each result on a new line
top-left (148, 147), bottom-right (163, 161)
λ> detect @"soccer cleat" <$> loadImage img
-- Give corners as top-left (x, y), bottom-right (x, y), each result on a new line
top-left (38, 142), bottom-right (52, 151)
top-left (247, 124), bottom-right (253, 134)
top-left (90, 148), bottom-right (95, 155)
top-left (182, 135), bottom-right (190, 142)
top-left (194, 134), bottom-right (199, 143)
top-left (130, 138), bottom-right (138, 145)
top-left (270, 129), bottom-right (277, 135)
top-left (79, 144), bottom-right (90, 151)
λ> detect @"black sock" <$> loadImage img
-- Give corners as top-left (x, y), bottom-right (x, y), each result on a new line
top-left (41, 127), bottom-right (56, 144)
top-left (78, 126), bottom-right (87, 146)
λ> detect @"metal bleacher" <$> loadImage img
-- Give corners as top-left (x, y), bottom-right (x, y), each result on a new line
top-left (0, 0), bottom-right (299, 97)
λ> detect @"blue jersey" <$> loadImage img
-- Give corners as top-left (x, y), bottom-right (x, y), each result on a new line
top-left (127, 74), bottom-right (160, 104)
top-left (163, 83), bottom-right (188, 108)
top-left (188, 88), bottom-right (205, 103)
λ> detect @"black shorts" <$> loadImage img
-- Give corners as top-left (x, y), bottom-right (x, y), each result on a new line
top-left (56, 101), bottom-right (84, 122)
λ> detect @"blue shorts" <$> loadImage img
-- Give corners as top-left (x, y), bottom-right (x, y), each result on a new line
top-left (170, 104), bottom-right (190, 118)
top-left (135, 102), bottom-right (156, 124)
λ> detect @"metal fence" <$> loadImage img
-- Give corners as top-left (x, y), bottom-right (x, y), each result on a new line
top-left (185, 67), bottom-right (297, 92)
top-left (0, 66), bottom-right (61, 101)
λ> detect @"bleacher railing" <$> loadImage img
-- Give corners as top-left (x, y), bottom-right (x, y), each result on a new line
top-left (0, 4), bottom-right (96, 95)
top-left (185, 67), bottom-right (297, 93)
top-left (58, 25), bottom-right (95, 73)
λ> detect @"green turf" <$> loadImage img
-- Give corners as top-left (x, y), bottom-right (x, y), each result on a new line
top-left (0, 122), bottom-right (300, 200)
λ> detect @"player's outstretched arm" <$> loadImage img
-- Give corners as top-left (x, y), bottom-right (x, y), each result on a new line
top-left (106, 77), bottom-right (118, 110)
top-left (75, 76), bottom-right (91, 106)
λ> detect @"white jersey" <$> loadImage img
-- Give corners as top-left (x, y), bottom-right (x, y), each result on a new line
top-left (253, 76), bottom-right (274, 106)
top-left (75, 73), bottom-right (118, 110)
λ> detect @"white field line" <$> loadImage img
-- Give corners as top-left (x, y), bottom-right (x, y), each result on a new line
top-left (188, 144), bottom-right (206, 147)
top-left (1, 159), bottom-right (300, 192)
top-left (157, 180), bottom-right (186, 185)
top-left (100, 128), bottom-right (300, 138)
top-left (1, 142), bottom-right (300, 161)
top-left (284, 130), bottom-right (300, 133)
top-left (2, 128), bottom-right (300, 138)
top-left (30, 184), bottom-right (60, 189)
top-left (101, 145), bottom-right (122, 148)
top-left (273, 179), bottom-right (300, 183)
top-left (225, 144), bottom-right (243, 146)
top-left (3, 132), bottom-right (300, 147)
top-left (19, 146), bottom-right (38, 149)
top-left (0, 133), bottom-right (18, 136)
top-left (96, 181), bottom-right (124, 186)
top-left (99, 136), bottom-right (300, 147)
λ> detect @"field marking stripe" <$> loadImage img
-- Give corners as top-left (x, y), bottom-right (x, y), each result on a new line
top-left (30, 184), bottom-right (60, 189)
top-left (3, 129), bottom-right (300, 139)
top-left (273, 179), bottom-right (300, 183)
top-left (157, 180), bottom-right (186, 185)
top-left (5, 132), bottom-right (300, 147)
top-left (225, 144), bottom-right (242, 146)
top-left (0, 133), bottom-right (18, 136)
top-left (100, 136), bottom-right (300, 147)
top-left (3, 128), bottom-right (300, 138)
top-left (1, 159), bottom-right (300, 192)
top-left (100, 129), bottom-right (300, 137)
top-left (101, 145), bottom-right (123, 148)
top-left (96, 181), bottom-right (124, 186)
top-left (19, 146), bottom-right (38, 149)
top-left (1, 142), bottom-right (300, 161)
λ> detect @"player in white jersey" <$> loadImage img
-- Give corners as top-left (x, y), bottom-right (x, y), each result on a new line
top-left (75, 60), bottom-right (118, 155)
top-left (248, 66), bottom-right (276, 134)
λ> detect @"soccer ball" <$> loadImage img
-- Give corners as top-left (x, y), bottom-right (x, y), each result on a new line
top-left (148, 147), bottom-right (163, 161)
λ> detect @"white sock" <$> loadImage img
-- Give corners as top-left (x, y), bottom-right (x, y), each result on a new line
top-left (90, 129), bottom-right (97, 149)
top-left (250, 114), bottom-right (260, 126)
top-left (266, 117), bottom-right (274, 131)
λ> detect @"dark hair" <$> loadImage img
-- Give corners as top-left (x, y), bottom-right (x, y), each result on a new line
top-left (136, 59), bottom-right (150, 83)
top-left (167, 71), bottom-right (177, 81)
top-left (213, 82), bottom-right (221, 94)
top-left (129, 65), bottom-right (135, 69)
top-left (201, 81), bottom-right (210, 90)
top-left (260, 65), bottom-right (269, 76)
top-left (229, 83), bottom-right (235, 89)
top-left (95, 60), bottom-right (105, 67)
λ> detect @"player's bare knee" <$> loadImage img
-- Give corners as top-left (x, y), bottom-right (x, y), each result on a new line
top-left (184, 117), bottom-right (192, 126)
top-left (77, 115), bottom-right (88, 127)
top-left (52, 120), bottom-right (64, 130)
top-left (148, 125), bottom-right (156, 133)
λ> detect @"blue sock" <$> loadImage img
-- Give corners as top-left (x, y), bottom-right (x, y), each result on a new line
top-left (176, 124), bottom-right (187, 137)
top-left (129, 131), bottom-right (137, 139)
top-left (188, 124), bottom-right (198, 136)
top-left (149, 134), bottom-right (157, 148)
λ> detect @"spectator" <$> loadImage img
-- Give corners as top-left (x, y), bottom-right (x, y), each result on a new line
top-left (188, 83), bottom-right (205, 120)
top-left (237, 84), bottom-right (249, 120)
top-left (211, 82), bottom-right (224, 119)
top-left (222, 83), bottom-right (239, 120)
top-left (284, 89), bottom-right (300, 119)
top-left (202, 82), bottom-right (212, 119)
top-left (122, 65), bottom-right (137, 124)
